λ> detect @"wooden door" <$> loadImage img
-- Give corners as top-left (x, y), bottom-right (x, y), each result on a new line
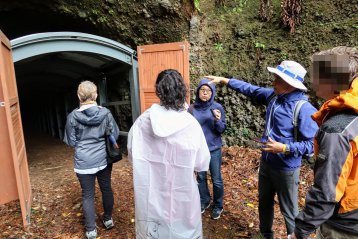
top-left (0, 31), bottom-right (32, 228)
top-left (137, 41), bottom-right (189, 112)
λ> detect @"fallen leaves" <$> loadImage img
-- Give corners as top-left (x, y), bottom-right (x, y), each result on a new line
top-left (0, 135), bottom-right (314, 239)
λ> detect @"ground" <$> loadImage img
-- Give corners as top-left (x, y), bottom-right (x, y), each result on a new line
top-left (0, 132), bottom-right (314, 239)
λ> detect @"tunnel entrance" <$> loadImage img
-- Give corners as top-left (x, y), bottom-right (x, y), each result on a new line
top-left (1, 31), bottom-right (189, 228)
top-left (1, 31), bottom-right (139, 228)
top-left (11, 32), bottom-right (140, 141)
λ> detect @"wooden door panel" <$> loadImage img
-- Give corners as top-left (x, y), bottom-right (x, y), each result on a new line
top-left (0, 30), bottom-right (32, 228)
top-left (137, 42), bottom-right (189, 112)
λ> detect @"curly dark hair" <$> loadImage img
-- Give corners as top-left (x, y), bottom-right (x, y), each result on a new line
top-left (155, 69), bottom-right (187, 111)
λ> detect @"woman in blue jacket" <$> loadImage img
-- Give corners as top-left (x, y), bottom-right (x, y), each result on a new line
top-left (189, 78), bottom-right (226, 220)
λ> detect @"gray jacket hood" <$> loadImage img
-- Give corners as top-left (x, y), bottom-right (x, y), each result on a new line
top-left (73, 106), bottom-right (108, 126)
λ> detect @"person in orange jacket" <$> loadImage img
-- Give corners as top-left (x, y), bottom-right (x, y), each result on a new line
top-left (292, 46), bottom-right (358, 239)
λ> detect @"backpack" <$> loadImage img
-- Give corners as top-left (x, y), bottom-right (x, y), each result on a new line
top-left (267, 95), bottom-right (315, 164)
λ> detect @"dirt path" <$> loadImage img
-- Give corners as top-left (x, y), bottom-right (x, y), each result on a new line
top-left (0, 132), bottom-right (314, 238)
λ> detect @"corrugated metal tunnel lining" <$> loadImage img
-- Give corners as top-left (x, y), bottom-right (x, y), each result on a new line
top-left (11, 32), bottom-right (139, 140)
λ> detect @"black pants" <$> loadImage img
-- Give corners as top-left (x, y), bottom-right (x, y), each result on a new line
top-left (259, 160), bottom-right (300, 239)
top-left (76, 164), bottom-right (114, 231)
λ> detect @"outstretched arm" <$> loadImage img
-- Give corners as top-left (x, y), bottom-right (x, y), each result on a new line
top-left (205, 75), bottom-right (274, 104)
top-left (205, 75), bottom-right (230, 85)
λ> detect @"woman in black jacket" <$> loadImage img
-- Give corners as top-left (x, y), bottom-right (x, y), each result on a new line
top-left (64, 81), bottom-right (119, 239)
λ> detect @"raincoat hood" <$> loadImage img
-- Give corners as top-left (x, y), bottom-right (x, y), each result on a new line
top-left (194, 78), bottom-right (216, 110)
top-left (73, 105), bottom-right (108, 126)
top-left (312, 78), bottom-right (358, 126)
top-left (149, 104), bottom-right (193, 137)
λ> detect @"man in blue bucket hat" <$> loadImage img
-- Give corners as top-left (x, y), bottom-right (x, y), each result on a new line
top-left (206, 60), bottom-right (318, 239)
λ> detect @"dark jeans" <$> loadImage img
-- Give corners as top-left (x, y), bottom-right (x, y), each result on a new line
top-left (197, 148), bottom-right (224, 210)
top-left (259, 160), bottom-right (299, 239)
top-left (76, 164), bottom-right (114, 231)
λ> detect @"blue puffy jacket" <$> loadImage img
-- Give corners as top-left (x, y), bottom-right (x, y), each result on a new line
top-left (228, 78), bottom-right (318, 170)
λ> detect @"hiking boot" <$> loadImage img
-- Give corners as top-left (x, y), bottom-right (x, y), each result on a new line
top-left (85, 229), bottom-right (97, 239)
top-left (211, 208), bottom-right (223, 220)
top-left (102, 218), bottom-right (114, 230)
top-left (201, 203), bottom-right (210, 214)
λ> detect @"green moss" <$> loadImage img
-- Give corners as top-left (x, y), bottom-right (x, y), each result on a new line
top-left (193, 0), bottom-right (357, 146)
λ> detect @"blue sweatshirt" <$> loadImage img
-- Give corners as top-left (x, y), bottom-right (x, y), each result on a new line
top-left (189, 79), bottom-right (226, 151)
top-left (228, 78), bottom-right (318, 170)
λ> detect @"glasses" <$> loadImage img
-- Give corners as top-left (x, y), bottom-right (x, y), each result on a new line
top-left (199, 88), bottom-right (212, 94)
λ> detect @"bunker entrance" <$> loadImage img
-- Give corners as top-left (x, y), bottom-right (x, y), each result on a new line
top-left (15, 51), bottom-right (133, 159)
top-left (1, 30), bottom-right (187, 228)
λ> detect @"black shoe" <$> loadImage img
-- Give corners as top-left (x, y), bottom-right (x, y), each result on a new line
top-left (211, 208), bottom-right (223, 220)
top-left (201, 203), bottom-right (210, 214)
top-left (102, 218), bottom-right (114, 230)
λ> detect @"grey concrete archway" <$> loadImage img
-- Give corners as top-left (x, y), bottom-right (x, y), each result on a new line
top-left (10, 32), bottom-right (140, 138)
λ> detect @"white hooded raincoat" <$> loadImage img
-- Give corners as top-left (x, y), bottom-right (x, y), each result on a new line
top-left (128, 104), bottom-right (210, 239)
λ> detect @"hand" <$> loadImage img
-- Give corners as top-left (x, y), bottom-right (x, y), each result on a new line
top-left (204, 75), bottom-right (230, 85)
top-left (261, 137), bottom-right (285, 154)
top-left (212, 109), bottom-right (221, 121)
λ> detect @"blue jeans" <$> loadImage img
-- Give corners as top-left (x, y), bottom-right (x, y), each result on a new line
top-left (197, 148), bottom-right (224, 210)
top-left (76, 164), bottom-right (113, 231)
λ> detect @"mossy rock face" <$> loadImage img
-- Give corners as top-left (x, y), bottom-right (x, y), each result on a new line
top-left (0, 0), bottom-right (357, 147)
top-left (0, 0), bottom-right (194, 47)
top-left (189, 0), bottom-right (358, 146)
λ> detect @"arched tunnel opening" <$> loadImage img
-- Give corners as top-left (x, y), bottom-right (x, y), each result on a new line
top-left (0, 31), bottom-right (142, 229)
top-left (16, 52), bottom-right (133, 140)
top-left (11, 32), bottom-right (140, 168)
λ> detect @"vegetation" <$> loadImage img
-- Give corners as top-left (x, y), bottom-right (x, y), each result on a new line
top-left (189, 0), bottom-right (358, 146)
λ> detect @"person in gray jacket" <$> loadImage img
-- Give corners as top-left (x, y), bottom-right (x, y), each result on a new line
top-left (64, 81), bottom-right (119, 239)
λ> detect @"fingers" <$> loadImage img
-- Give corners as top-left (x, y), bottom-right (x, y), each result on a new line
top-left (204, 75), bottom-right (216, 80)
top-left (212, 109), bottom-right (221, 120)
top-left (204, 76), bottom-right (216, 84)
top-left (262, 147), bottom-right (276, 153)
top-left (204, 75), bottom-right (229, 85)
top-left (262, 141), bottom-right (285, 154)
top-left (213, 109), bottom-right (221, 115)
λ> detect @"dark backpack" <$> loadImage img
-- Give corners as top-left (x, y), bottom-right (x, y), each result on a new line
top-left (105, 113), bottom-right (122, 164)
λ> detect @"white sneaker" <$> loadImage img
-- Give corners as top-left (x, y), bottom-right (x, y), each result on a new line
top-left (86, 229), bottom-right (97, 239)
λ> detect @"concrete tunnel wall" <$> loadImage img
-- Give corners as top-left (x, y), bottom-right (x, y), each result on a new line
top-left (11, 32), bottom-right (139, 140)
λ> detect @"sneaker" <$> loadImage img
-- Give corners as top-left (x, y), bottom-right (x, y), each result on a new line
top-left (211, 208), bottom-right (223, 220)
top-left (201, 203), bottom-right (210, 214)
top-left (85, 229), bottom-right (97, 239)
top-left (102, 218), bottom-right (114, 230)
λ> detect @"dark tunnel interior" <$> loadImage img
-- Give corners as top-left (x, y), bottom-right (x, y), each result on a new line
top-left (15, 51), bottom-right (133, 146)
top-left (0, 3), bottom-right (136, 156)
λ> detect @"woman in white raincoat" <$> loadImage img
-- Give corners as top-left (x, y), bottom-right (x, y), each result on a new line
top-left (128, 69), bottom-right (211, 239)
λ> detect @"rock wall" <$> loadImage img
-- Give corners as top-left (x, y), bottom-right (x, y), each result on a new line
top-left (189, 0), bottom-right (358, 146)
top-left (0, 0), bottom-right (194, 47)
top-left (1, 0), bottom-right (357, 146)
